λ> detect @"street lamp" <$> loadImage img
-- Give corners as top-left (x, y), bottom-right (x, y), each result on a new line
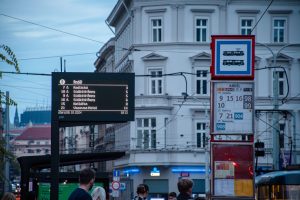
top-left (256, 42), bottom-right (300, 170)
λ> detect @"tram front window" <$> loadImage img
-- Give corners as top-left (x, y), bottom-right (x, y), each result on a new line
top-left (257, 185), bottom-right (300, 200)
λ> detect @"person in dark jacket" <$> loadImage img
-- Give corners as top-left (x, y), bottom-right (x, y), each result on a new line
top-left (68, 168), bottom-right (95, 200)
top-left (168, 192), bottom-right (177, 200)
top-left (177, 179), bottom-right (193, 200)
top-left (134, 184), bottom-right (149, 200)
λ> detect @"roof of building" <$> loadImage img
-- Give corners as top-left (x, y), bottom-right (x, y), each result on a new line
top-left (15, 125), bottom-right (51, 140)
top-left (4, 128), bottom-right (24, 135)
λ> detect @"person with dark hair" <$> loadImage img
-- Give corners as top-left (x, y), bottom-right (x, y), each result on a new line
top-left (168, 192), bottom-right (177, 200)
top-left (27, 191), bottom-right (36, 200)
top-left (68, 168), bottom-right (95, 200)
top-left (1, 192), bottom-right (15, 200)
top-left (134, 183), bottom-right (149, 200)
top-left (177, 179), bottom-right (193, 200)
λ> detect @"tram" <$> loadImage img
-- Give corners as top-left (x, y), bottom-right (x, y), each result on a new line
top-left (255, 170), bottom-right (300, 199)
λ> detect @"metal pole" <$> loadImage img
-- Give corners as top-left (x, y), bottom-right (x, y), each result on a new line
top-left (272, 57), bottom-right (280, 170)
top-left (255, 43), bottom-right (299, 170)
top-left (51, 74), bottom-right (60, 200)
top-left (272, 44), bottom-right (298, 170)
top-left (205, 107), bottom-right (210, 196)
top-left (5, 91), bottom-right (10, 192)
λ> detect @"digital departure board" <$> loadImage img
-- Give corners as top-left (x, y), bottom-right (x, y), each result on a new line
top-left (212, 81), bottom-right (254, 134)
top-left (52, 72), bottom-right (134, 122)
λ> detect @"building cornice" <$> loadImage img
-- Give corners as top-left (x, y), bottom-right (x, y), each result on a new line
top-left (190, 8), bottom-right (215, 13)
top-left (268, 10), bottom-right (293, 15)
top-left (141, 52), bottom-right (168, 61)
top-left (235, 9), bottom-right (260, 14)
top-left (144, 8), bottom-right (167, 13)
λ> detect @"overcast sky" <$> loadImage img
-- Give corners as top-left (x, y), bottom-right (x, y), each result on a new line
top-left (0, 0), bottom-right (118, 123)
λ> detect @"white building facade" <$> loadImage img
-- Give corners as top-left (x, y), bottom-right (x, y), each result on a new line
top-left (96, 0), bottom-right (300, 198)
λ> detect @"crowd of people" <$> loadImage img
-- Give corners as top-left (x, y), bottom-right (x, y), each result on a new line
top-left (1, 168), bottom-right (205, 200)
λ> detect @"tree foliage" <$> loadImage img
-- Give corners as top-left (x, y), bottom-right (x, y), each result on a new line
top-left (0, 44), bottom-right (20, 184)
top-left (0, 45), bottom-right (20, 73)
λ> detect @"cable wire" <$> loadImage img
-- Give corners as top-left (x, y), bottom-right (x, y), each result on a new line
top-left (251, 0), bottom-right (274, 34)
top-left (0, 13), bottom-right (106, 44)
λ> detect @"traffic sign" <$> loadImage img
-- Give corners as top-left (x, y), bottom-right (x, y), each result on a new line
top-left (211, 35), bottom-right (255, 80)
top-left (112, 190), bottom-right (120, 198)
top-left (112, 181), bottom-right (120, 190)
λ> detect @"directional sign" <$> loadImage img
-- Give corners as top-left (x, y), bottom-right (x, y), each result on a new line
top-left (212, 81), bottom-right (254, 134)
top-left (211, 35), bottom-right (255, 80)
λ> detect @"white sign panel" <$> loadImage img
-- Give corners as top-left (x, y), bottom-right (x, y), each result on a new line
top-left (213, 82), bottom-right (254, 134)
top-left (219, 43), bottom-right (248, 73)
top-left (214, 179), bottom-right (235, 196)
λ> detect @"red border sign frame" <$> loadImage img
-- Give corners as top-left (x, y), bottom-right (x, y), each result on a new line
top-left (211, 143), bottom-right (255, 198)
top-left (211, 35), bottom-right (255, 80)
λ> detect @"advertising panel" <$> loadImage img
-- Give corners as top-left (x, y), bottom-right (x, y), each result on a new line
top-left (211, 143), bottom-right (254, 197)
top-left (38, 182), bottom-right (104, 200)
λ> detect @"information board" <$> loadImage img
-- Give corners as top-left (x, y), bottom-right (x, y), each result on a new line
top-left (52, 72), bottom-right (134, 122)
top-left (212, 81), bottom-right (254, 134)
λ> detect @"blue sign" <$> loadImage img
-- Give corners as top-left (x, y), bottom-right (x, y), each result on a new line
top-left (113, 170), bottom-right (120, 177)
top-left (211, 35), bottom-right (255, 80)
top-left (216, 123), bottom-right (226, 131)
top-left (234, 112), bottom-right (243, 120)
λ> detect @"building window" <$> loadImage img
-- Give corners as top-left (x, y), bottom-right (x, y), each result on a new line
top-left (151, 18), bottom-right (162, 42)
top-left (278, 71), bottom-right (286, 96)
top-left (196, 122), bottom-right (206, 148)
top-left (273, 19), bottom-right (286, 43)
top-left (240, 19), bottom-right (253, 35)
top-left (137, 118), bottom-right (156, 149)
top-left (196, 70), bottom-right (208, 95)
top-left (149, 69), bottom-right (163, 95)
top-left (27, 149), bottom-right (34, 153)
top-left (196, 18), bottom-right (208, 42)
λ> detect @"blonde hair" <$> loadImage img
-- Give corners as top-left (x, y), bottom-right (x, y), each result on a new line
top-left (91, 186), bottom-right (106, 200)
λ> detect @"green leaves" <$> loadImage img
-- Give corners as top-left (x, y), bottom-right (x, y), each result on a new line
top-left (0, 91), bottom-right (17, 106)
top-left (0, 44), bottom-right (20, 73)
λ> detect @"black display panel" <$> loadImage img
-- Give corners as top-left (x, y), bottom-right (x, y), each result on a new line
top-left (52, 72), bottom-right (134, 122)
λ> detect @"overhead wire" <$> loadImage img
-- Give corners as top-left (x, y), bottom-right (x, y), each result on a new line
top-left (0, 13), bottom-right (106, 44)
top-left (250, 0), bottom-right (274, 34)
top-left (3, 74), bottom-right (50, 87)
top-left (1, 84), bottom-right (50, 90)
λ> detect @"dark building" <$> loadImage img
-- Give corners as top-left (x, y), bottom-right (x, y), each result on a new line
top-left (20, 107), bottom-right (51, 127)
top-left (14, 107), bottom-right (20, 128)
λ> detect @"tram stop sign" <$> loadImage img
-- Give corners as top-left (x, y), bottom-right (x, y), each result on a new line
top-left (211, 35), bottom-right (255, 80)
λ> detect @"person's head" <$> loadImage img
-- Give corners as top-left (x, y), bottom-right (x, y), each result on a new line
top-left (168, 192), bottom-right (177, 200)
top-left (136, 184), bottom-right (149, 197)
top-left (27, 191), bottom-right (36, 200)
top-left (91, 186), bottom-right (106, 200)
top-left (79, 168), bottom-right (95, 191)
top-left (177, 179), bottom-right (193, 195)
top-left (1, 192), bottom-right (15, 200)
